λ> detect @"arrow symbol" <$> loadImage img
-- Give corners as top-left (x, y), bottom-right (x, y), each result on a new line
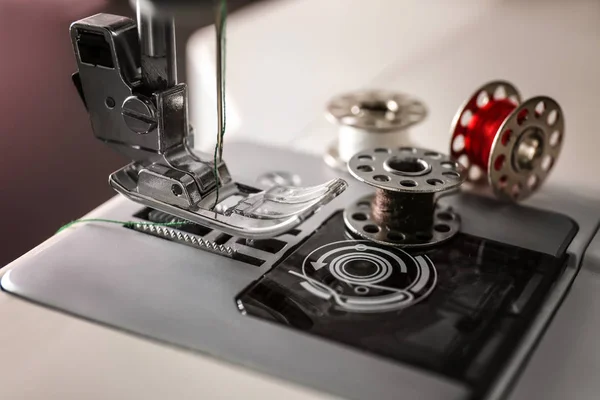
top-left (307, 244), bottom-right (406, 272)
top-left (309, 245), bottom-right (364, 271)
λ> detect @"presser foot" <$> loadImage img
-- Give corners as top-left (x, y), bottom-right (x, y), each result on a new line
top-left (110, 159), bottom-right (348, 239)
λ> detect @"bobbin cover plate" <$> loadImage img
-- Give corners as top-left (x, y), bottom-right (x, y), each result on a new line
top-left (237, 211), bottom-right (567, 389)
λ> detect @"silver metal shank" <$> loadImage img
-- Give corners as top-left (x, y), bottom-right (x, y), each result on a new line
top-left (70, 13), bottom-right (347, 238)
top-left (137, 2), bottom-right (177, 91)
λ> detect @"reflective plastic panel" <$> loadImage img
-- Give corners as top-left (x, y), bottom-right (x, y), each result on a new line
top-left (237, 212), bottom-right (566, 393)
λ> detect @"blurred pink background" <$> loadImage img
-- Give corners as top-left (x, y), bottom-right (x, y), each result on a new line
top-left (0, 0), bottom-right (130, 266)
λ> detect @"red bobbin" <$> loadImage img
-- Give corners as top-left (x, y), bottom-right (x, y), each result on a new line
top-left (450, 81), bottom-right (564, 201)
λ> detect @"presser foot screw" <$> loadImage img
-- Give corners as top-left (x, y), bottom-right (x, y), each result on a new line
top-left (122, 95), bottom-right (157, 135)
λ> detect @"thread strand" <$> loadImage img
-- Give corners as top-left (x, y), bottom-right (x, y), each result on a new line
top-left (56, 218), bottom-right (187, 234)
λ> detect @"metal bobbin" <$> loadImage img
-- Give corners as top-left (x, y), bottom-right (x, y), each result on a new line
top-left (325, 90), bottom-right (427, 170)
top-left (450, 81), bottom-right (565, 201)
top-left (344, 147), bottom-right (466, 248)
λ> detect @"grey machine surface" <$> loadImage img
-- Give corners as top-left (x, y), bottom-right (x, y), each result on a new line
top-left (2, 1), bottom-right (600, 400)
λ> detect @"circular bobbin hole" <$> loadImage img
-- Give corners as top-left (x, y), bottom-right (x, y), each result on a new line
top-left (488, 95), bottom-right (564, 202)
top-left (343, 195), bottom-right (461, 248)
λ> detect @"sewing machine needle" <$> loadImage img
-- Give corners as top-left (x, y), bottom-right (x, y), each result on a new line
top-left (215, 0), bottom-right (227, 161)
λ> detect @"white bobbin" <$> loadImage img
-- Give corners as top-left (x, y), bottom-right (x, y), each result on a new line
top-left (325, 90), bottom-right (427, 171)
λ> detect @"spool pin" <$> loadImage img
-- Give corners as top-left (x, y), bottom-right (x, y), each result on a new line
top-left (344, 146), bottom-right (466, 248)
top-left (450, 81), bottom-right (564, 201)
top-left (325, 90), bottom-right (427, 170)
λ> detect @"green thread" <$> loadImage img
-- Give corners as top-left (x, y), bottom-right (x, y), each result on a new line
top-left (212, 0), bottom-right (227, 210)
top-left (56, 218), bottom-right (187, 234)
top-left (213, 141), bottom-right (219, 209)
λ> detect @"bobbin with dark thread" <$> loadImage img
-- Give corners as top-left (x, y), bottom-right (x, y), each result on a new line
top-left (344, 147), bottom-right (466, 248)
top-left (325, 90), bottom-right (427, 171)
top-left (450, 81), bottom-right (564, 201)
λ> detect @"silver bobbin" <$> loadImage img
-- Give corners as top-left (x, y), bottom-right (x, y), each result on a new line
top-left (325, 90), bottom-right (427, 170)
top-left (488, 96), bottom-right (564, 201)
top-left (451, 80), bottom-right (564, 201)
top-left (344, 146), bottom-right (466, 247)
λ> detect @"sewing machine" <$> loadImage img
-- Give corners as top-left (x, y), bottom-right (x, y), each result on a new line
top-left (1, 1), bottom-right (599, 399)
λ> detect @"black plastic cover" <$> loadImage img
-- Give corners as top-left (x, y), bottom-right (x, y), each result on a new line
top-left (238, 212), bottom-right (566, 394)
